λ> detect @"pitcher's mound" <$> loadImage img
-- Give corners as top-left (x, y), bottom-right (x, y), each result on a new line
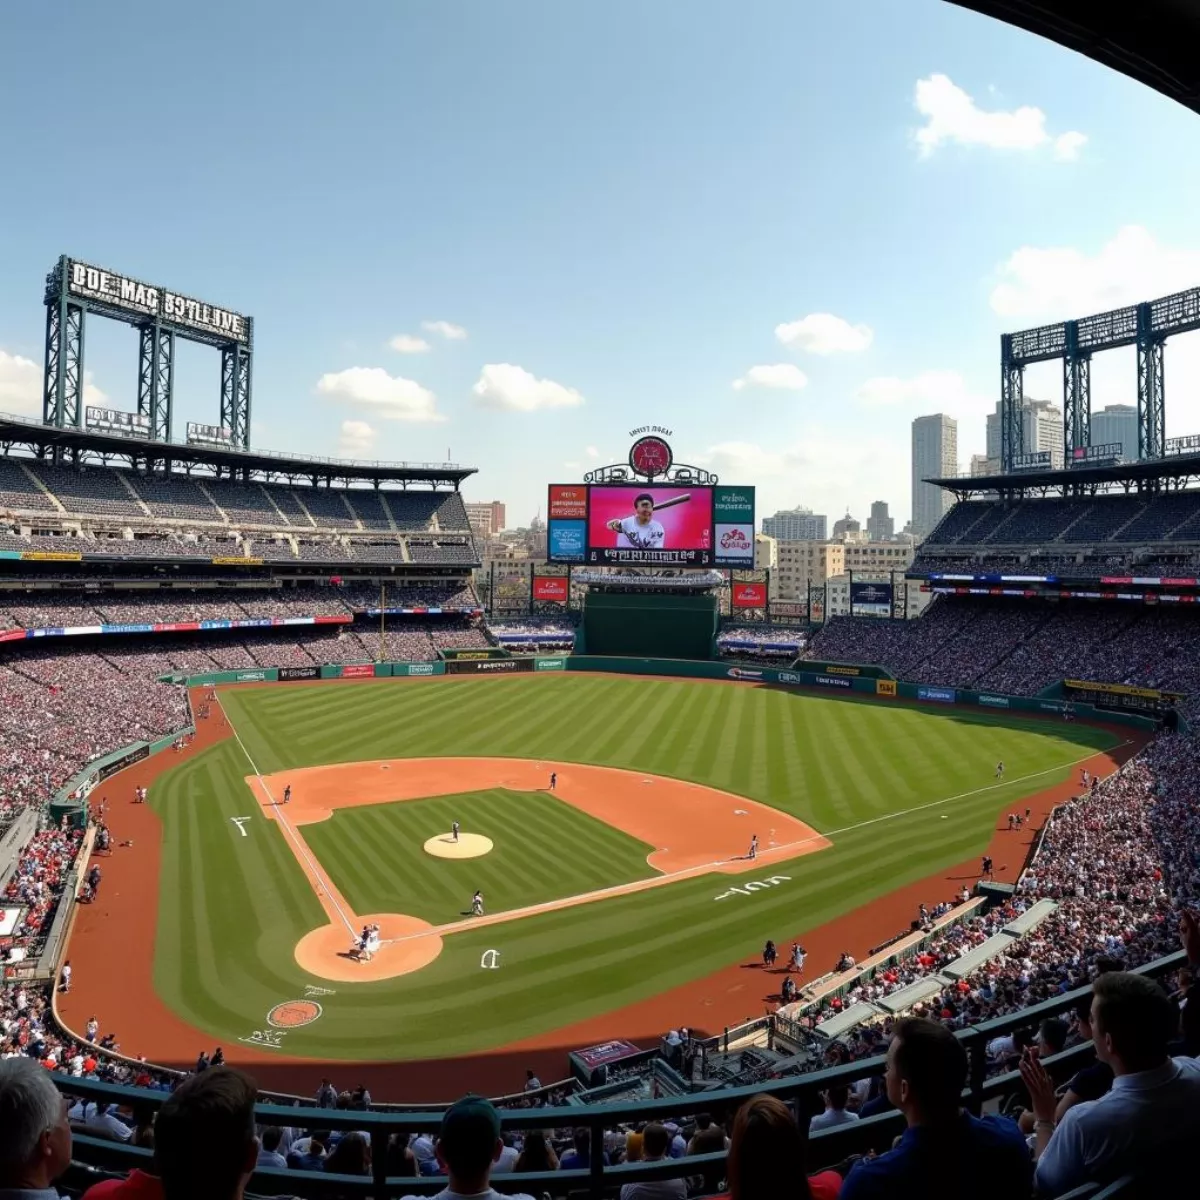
top-left (424, 832), bottom-right (493, 859)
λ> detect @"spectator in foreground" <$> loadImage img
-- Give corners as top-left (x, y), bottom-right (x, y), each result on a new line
top-left (808, 1084), bottom-right (859, 1132)
top-left (559, 1126), bottom-right (607, 1170)
top-left (840, 1018), bottom-right (1031, 1200)
top-left (721, 1093), bottom-right (841, 1200)
top-left (153, 1067), bottom-right (258, 1200)
top-left (0, 1058), bottom-right (72, 1200)
top-left (513, 1128), bottom-right (558, 1173)
top-left (401, 1094), bottom-right (533, 1200)
top-left (255, 1127), bottom-right (287, 1171)
top-left (1023, 972), bottom-right (1200, 1196)
top-left (618, 1122), bottom-right (686, 1200)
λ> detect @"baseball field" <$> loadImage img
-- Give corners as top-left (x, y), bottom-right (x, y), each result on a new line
top-left (60, 672), bottom-right (1127, 1091)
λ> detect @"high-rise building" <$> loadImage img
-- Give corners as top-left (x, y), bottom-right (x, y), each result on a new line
top-left (911, 414), bottom-right (958, 538)
top-left (985, 398), bottom-right (1064, 467)
top-left (1089, 404), bottom-right (1138, 462)
top-left (969, 453), bottom-right (998, 476)
top-left (831, 511), bottom-right (861, 539)
top-left (761, 507), bottom-right (827, 541)
top-left (866, 501), bottom-right (894, 541)
top-left (465, 501), bottom-right (506, 541)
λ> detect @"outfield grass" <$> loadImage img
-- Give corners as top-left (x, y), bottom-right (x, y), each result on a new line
top-left (145, 675), bottom-right (1120, 1059)
top-left (303, 788), bottom-right (657, 921)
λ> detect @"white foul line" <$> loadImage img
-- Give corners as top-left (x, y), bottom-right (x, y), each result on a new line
top-left (217, 693), bottom-right (358, 940)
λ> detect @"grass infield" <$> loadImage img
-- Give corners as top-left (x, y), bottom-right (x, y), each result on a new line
top-left (147, 674), bottom-right (1118, 1060)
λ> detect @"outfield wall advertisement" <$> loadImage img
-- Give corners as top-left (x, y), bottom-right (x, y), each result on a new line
top-left (445, 657), bottom-right (534, 675)
top-left (532, 576), bottom-right (569, 602)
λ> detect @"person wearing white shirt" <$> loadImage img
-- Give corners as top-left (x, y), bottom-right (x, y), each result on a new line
top-left (1022, 970), bottom-right (1200, 1196)
top-left (86, 1103), bottom-right (133, 1142)
top-left (809, 1085), bottom-right (861, 1132)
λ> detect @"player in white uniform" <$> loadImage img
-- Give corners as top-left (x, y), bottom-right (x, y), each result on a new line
top-left (790, 943), bottom-right (806, 974)
top-left (472, 890), bottom-right (484, 916)
top-left (607, 494), bottom-right (666, 550)
top-left (451, 820), bottom-right (460, 843)
top-left (748, 834), bottom-right (758, 860)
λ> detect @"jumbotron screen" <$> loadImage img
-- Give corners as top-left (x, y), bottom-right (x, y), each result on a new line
top-left (547, 483), bottom-right (755, 567)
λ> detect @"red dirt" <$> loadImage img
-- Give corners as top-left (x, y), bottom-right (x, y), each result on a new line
top-left (57, 681), bottom-right (1147, 1102)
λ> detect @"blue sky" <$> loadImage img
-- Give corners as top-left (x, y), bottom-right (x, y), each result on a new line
top-left (3, 0), bottom-right (1200, 528)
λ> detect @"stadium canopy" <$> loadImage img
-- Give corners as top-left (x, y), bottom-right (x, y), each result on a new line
top-left (927, 448), bottom-right (1200, 498)
top-left (0, 411), bottom-right (475, 489)
top-left (950, 1), bottom-right (1200, 117)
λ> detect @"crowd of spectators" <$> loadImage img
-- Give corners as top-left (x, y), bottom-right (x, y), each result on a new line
top-left (2, 827), bottom-right (83, 958)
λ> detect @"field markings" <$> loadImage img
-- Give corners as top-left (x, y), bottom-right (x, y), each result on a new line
top-left (218, 687), bottom-right (1127, 954)
top-left (217, 693), bottom-right (359, 940)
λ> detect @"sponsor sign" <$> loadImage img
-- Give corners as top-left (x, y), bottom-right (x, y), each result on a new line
top-left (1070, 442), bottom-right (1124, 466)
top-left (770, 601), bottom-right (807, 618)
top-left (340, 664), bottom-right (376, 679)
top-left (1012, 451), bottom-right (1052, 471)
top-left (1165, 434), bottom-right (1200, 456)
top-left (394, 662), bottom-right (437, 676)
top-left (67, 258), bottom-right (250, 344)
top-left (826, 665), bottom-right (860, 676)
top-left (1064, 678), bottom-right (1164, 700)
top-left (85, 406), bottom-right (151, 439)
top-left (629, 436), bottom-right (673, 477)
top-left (235, 670), bottom-right (266, 683)
top-left (876, 679), bottom-right (897, 697)
top-left (813, 674), bottom-right (852, 689)
top-left (573, 1039), bottom-right (643, 1069)
top-left (97, 744), bottom-right (151, 782)
top-left (726, 666), bottom-right (765, 680)
top-left (715, 524), bottom-right (753, 564)
top-left (211, 556), bottom-right (261, 566)
top-left (978, 694), bottom-right (1010, 708)
top-left (850, 581), bottom-right (893, 610)
top-left (918, 686), bottom-right (956, 704)
top-left (776, 671), bottom-right (803, 685)
top-left (21, 551), bottom-right (82, 562)
top-left (534, 657), bottom-right (567, 671)
top-left (548, 484), bottom-right (588, 521)
top-left (548, 520), bottom-right (586, 562)
top-left (444, 657), bottom-right (534, 675)
top-left (188, 422), bottom-right (235, 447)
top-left (713, 484), bottom-right (755, 523)
top-left (278, 666), bottom-right (320, 681)
top-left (1039, 700), bottom-right (1065, 712)
top-left (532, 576), bottom-right (569, 602)
top-left (449, 651), bottom-right (493, 661)
top-left (732, 581), bottom-right (768, 609)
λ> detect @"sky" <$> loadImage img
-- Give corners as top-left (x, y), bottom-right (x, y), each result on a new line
top-left (3, 0), bottom-right (1200, 529)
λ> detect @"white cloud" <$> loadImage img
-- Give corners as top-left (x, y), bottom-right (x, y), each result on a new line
top-left (421, 320), bottom-right (467, 341)
top-left (990, 225), bottom-right (1200, 321)
top-left (855, 369), bottom-right (989, 425)
top-left (315, 367), bottom-right (445, 423)
top-left (732, 364), bottom-right (809, 392)
top-left (472, 363), bottom-right (585, 412)
top-left (774, 313), bottom-right (873, 355)
top-left (0, 351), bottom-right (107, 414)
top-left (913, 73), bottom-right (1086, 159)
top-left (338, 419), bottom-right (376, 456)
top-left (388, 333), bottom-right (431, 354)
top-left (0, 350), bottom-right (40, 414)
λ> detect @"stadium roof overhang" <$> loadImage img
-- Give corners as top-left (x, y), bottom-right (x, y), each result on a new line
top-left (0, 413), bottom-right (475, 488)
top-left (927, 449), bottom-right (1200, 497)
top-left (949, 1), bottom-right (1200, 116)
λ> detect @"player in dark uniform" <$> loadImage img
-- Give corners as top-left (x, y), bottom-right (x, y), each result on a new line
top-left (452, 820), bottom-right (460, 843)
top-left (762, 940), bottom-right (777, 968)
top-left (981, 855), bottom-right (994, 880)
top-left (283, 785), bottom-right (291, 805)
top-left (549, 772), bottom-right (557, 791)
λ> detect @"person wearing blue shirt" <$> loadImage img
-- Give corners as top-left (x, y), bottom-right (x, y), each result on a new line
top-left (840, 1018), bottom-right (1032, 1200)
top-left (558, 1127), bottom-right (608, 1171)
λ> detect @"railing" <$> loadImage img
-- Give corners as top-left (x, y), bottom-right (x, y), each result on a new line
top-left (47, 950), bottom-right (1184, 1200)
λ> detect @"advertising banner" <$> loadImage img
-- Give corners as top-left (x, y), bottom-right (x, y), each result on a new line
top-left (813, 674), bottom-right (853, 689)
top-left (715, 523), bottom-right (754, 564)
top-left (445, 658), bottom-right (534, 675)
top-left (278, 666), bottom-right (320, 681)
top-left (850, 581), bottom-right (893, 613)
top-left (532, 576), bottom-right (569, 602)
top-left (712, 485), bottom-right (755, 523)
top-left (573, 1039), bottom-right (643, 1069)
top-left (876, 679), bottom-right (897, 697)
top-left (535, 657), bottom-right (567, 671)
top-left (732, 582), bottom-right (768, 609)
top-left (548, 521), bottom-right (586, 562)
top-left (548, 485), bottom-right (588, 521)
top-left (340, 664), bottom-right (376, 679)
top-left (235, 670), bottom-right (267, 683)
top-left (918, 686), bottom-right (956, 704)
top-left (977, 694), bottom-right (1010, 708)
top-left (85, 406), bottom-right (151, 438)
top-left (97, 744), bottom-right (150, 782)
top-left (211, 556), bottom-right (261, 566)
top-left (22, 551), bottom-right (82, 562)
top-left (391, 662), bottom-right (440, 676)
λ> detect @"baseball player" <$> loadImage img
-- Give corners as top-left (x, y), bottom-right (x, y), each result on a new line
top-left (283, 784), bottom-right (291, 806)
top-left (452, 820), bottom-right (460, 843)
top-left (748, 834), bottom-right (759, 860)
top-left (472, 890), bottom-right (484, 916)
top-left (549, 772), bottom-right (557, 791)
top-left (790, 944), bottom-right (807, 974)
top-left (607, 493), bottom-right (666, 550)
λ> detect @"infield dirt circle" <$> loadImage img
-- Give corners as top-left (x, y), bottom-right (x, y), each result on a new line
top-left (423, 832), bottom-right (494, 859)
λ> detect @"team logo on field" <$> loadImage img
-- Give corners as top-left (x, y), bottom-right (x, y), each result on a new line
top-left (267, 1000), bottom-right (322, 1028)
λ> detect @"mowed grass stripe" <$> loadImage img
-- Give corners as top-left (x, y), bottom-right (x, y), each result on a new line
top-left (301, 788), bottom-right (657, 923)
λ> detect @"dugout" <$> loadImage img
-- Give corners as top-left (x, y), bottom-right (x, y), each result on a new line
top-left (581, 588), bottom-right (718, 659)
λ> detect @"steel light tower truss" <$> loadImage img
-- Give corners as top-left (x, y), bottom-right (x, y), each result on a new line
top-left (137, 323), bottom-right (175, 444)
top-left (1001, 284), bottom-right (1200, 473)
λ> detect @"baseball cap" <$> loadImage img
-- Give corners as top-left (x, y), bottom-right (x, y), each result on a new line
top-left (439, 1094), bottom-right (501, 1159)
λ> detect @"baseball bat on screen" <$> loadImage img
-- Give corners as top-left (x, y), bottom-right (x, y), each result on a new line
top-left (652, 493), bottom-right (691, 510)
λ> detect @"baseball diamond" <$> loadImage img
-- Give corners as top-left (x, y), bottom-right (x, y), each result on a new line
top-left (56, 670), bottom-right (1122, 1097)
